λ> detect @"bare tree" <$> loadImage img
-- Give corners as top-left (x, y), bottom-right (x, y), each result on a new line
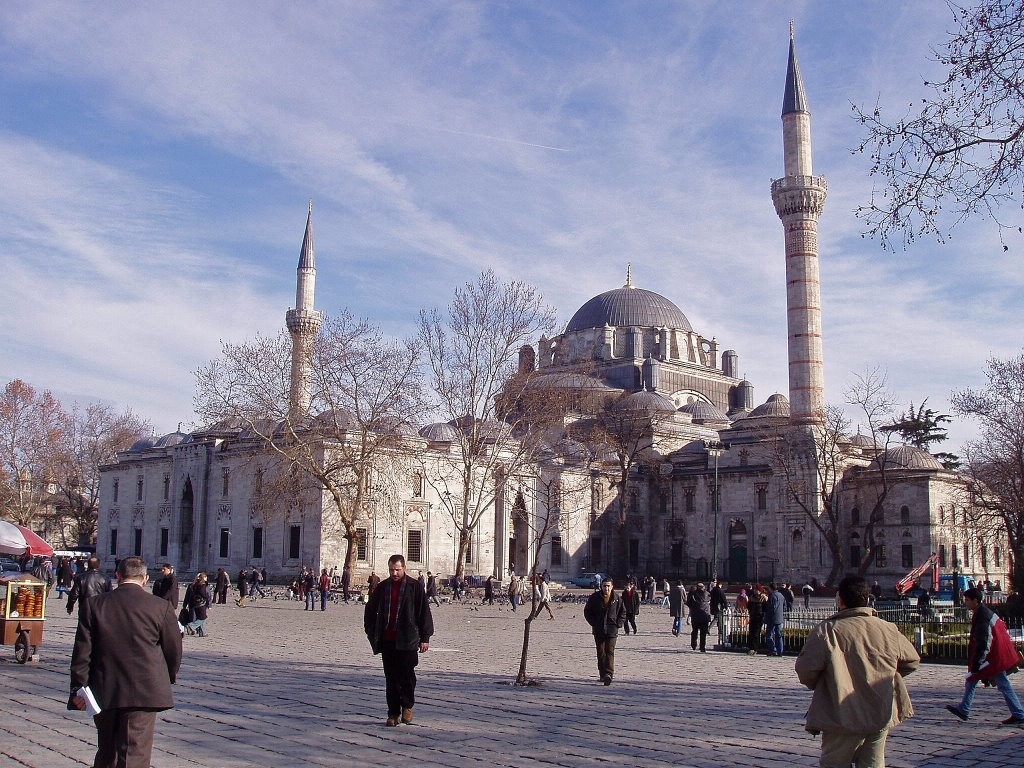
top-left (51, 402), bottom-right (149, 547)
top-left (512, 450), bottom-right (591, 685)
top-left (952, 352), bottom-right (1024, 590)
top-left (419, 270), bottom-right (557, 578)
top-left (0, 379), bottom-right (65, 527)
top-left (195, 312), bottom-right (425, 569)
top-left (854, 0), bottom-right (1024, 249)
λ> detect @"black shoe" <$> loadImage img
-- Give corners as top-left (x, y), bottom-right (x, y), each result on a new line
top-left (946, 705), bottom-right (969, 721)
top-left (1001, 715), bottom-right (1024, 725)
top-left (602, 676), bottom-right (612, 686)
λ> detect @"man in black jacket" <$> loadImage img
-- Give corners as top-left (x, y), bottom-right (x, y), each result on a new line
top-left (151, 563), bottom-right (178, 609)
top-left (584, 579), bottom-right (625, 685)
top-left (66, 557), bottom-right (111, 616)
top-left (69, 556), bottom-right (182, 768)
top-left (364, 554), bottom-right (434, 726)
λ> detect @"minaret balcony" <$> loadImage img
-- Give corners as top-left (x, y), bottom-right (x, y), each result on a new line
top-left (286, 308), bottom-right (324, 335)
top-left (770, 174), bottom-right (827, 195)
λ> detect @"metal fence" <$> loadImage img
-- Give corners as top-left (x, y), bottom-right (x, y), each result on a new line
top-left (714, 606), bottom-right (1024, 662)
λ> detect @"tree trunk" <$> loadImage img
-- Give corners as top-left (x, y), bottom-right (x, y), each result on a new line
top-left (516, 605), bottom-right (534, 684)
top-left (455, 530), bottom-right (470, 580)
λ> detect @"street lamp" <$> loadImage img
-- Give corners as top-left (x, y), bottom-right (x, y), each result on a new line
top-left (706, 441), bottom-right (725, 583)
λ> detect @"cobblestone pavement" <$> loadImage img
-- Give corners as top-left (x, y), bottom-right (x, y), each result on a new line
top-left (2, 594), bottom-right (1023, 767)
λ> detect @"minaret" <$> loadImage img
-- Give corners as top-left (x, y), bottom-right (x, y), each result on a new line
top-left (286, 201), bottom-right (324, 419)
top-left (771, 27), bottom-right (827, 425)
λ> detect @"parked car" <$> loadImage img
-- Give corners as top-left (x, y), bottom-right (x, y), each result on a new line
top-left (0, 556), bottom-right (22, 573)
top-left (568, 572), bottom-right (606, 589)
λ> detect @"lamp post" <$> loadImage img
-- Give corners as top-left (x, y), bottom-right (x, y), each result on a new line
top-left (706, 441), bottom-right (725, 582)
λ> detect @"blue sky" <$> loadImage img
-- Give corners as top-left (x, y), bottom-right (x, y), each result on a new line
top-left (1, 1), bottom-right (1021, 451)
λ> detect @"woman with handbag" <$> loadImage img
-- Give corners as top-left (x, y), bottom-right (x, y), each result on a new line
top-left (182, 572), bottom-right (211, 637)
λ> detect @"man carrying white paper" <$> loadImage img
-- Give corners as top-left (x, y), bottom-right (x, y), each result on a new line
top-left (68, 556), bottom-right (182, 768)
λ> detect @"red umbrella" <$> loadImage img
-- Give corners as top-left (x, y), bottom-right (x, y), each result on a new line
top-left (0, 520), bottom-right (55, 557)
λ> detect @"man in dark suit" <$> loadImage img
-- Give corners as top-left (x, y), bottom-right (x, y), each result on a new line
top-left (69, 556), bottom-right (182, 768)
top-left (151, 563), bottom-right (179, 609)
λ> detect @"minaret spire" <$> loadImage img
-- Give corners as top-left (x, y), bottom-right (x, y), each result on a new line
top-left (771, 30), bottom-right (827, 425)
top-left (286, 202), bottom-right (324, 419)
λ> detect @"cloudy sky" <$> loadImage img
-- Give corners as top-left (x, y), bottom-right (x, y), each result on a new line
top-left (1, 1), bottom-right (1020, 451)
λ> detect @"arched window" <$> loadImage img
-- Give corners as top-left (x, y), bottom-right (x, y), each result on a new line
top-left (900, 505), bottom-right (910, 525)
top-left (850, 507), bottom-right (860, 526)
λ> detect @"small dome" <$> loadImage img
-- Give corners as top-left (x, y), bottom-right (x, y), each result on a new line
top-left (679, 401), bottom-right (730, 423)
top-left (523, 372), bottom-right (612, 391)
top-left (154, 431), bottom-right (188, 448)
top-left (314, 408), bottom-right (356, 430)
top-left (850, 433), bottom-right (877, 448)
top-left (614, 389), bottom-right (677, 414)
top-left (566, 286), bottom-right (692, 333)
top-left (747, 393), bottom-right (791, 419)
top-left (129, 436), bottom-right (158, 452)
top-left (419, 422), bottom-right (459, 442)
top-left (374, 418), bottom-right (419, 438)
top-left (876, 444), bottom-right (943, 471)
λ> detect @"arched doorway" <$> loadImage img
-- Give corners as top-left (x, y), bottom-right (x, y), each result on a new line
top-left (509, 490), bottom-right (529, 575)
top-left (729, 520), bottom-right (748, 582)
top-left (179, 478), bottom-right (194, 570)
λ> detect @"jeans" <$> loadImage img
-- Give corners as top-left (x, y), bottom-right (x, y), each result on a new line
top-left (672, 616), bottom-right (681, 635)
top-left (305, 590), bottom-right (316, 610)
top-left (960, 672), bottom-right (1024, 718)
top-left (768, 623), bottom-right (784, 656)
top-left (320, 589), bottom-right (328, 611)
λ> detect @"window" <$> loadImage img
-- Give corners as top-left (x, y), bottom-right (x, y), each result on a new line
top-left (112, 479), bottom-right (119, 503)
top-left (850, 545), bottom-right (861, 567)
top-left (551, 536), bottom-right (562, 566)
top-left (995, 547), bottom-right (1002, 568)
top-left (591, 537), bottom-right (603, 566)
top-left (981, 544), bottom-right (988, 569)
top-left (877, 545), bottom-right (887, 567)
top-left (850, 507), bottom-right (860, 526)
top-left (407, 529), bottom-right (423, 563)
top-left (136, 476), bottom-right (144, 502)
top-left (219, 528), bottom-right (229, 558)
top-left (900, 505), bottom-right (910, 525)
top-left (412, 474), bottom-right (423, 498)
top-left (684, 489), bottom-right (695, 514)
top-left (962, 543), bottom-right (970, 568)
top-left (222, 470), bottom-right (230, 498)
top-left (939, 505), bottom-right (946, 524)
top-left (254, 469), bottom-right (263, 496)
top-left (902, 544), bottom-right (914, 568)
top-left (356, 528), bottom-right (368, 561)
top-left (939, 544), bottom-right (947, 568)
top-left (757, 487), bottom-right (767, 510)
top-left (163, 476), bottom-right (170, 501)
top-left (133, 528), bottom-right (143, 556)
top-left (159, 528), bottom-right (169, 557)
top-left (659, 493), bottom-right (668, 515)
top-left (671, 541), bottom-right (684, 567)
top-left (465, 539), bottom-right (473, 564)
top-left (288, 525), bottom-right (301, 560)
top-left (629, 539), bottom-right (640, 568)
top-left (109, 529), bottom-right (118, 556)
top-left (952, 544), bottom-right (959, 568)
top-left (252, 527), bottom-right (264, 559)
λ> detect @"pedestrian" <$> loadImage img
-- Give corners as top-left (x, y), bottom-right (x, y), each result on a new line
top-left (780, 582), bottom-right (795, 612)
top-left (364, 554), bottom-right (433, 727)
top-left (248, 565), bottom-right (266, 599)
top-left (68, 556), bottom-right (182, 768)
top-left (368, 571), bottom-right (381, 594)
top-left (235, 568), bottom-right (249, 607)
top-left (916, 589), bottom-right (932, 620)
top-left (735, 587), bottom-right (749, 613)
top-left (483, 575), bottom-right (495, 605)
top-left (304, 570), bottom-right (317, 610)
top-left (747, 585), bottom-right (766, 655)
top-left (341, 565), bottom-right (352, 603)
top-left (870, 580), bottom-right (883, 605)
top-left (214, 567), bottom-right (230, 604)
top-left (796, 575), bottom-right (919, 767)
top-left (56, 557), bottom-right (74, 600)
top-left (426, 572), bottom-right (441, 607)
top-left (507, 573), bottom-right (521, 611)
top-left (152, 563), bottom-right (179, 609)
top-left (583, 578), bottom-right (625, 685)
top-left (319, 568), bottom-right (331, 611)
top-left (66, 557), bottom-right (112, 616)
top-left (765, 583), bottom-right (786, 657)
top-left (621, 580), bottom-right (640, 634)
top-left (668, 581), bottom-right (685, 636)
top-left (687, 583), bottom-right (712, 652)
top-left (709, 579), bottom-right (728, 642)
top-left (532, 575), bottom-right (555, 620)
top-left (181, 572), bottom-right (211, 637)
top-left (801, 582), bottom-right (814, 610)
top-left (946, 587), bottom-right (1024, 725)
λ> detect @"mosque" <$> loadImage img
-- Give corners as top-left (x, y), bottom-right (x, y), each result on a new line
top-left (96, 36), bottom-right (1006, 590)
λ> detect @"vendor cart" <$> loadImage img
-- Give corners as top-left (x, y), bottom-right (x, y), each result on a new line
top-left (0, 574), bottom-right (47, 663)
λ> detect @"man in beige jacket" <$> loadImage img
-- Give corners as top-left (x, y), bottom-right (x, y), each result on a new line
top-left (795, 575), bottom-right (920, 767)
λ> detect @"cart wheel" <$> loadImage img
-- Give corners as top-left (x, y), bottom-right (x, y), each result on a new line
top-left (14, 630), bottom-right (30, 664)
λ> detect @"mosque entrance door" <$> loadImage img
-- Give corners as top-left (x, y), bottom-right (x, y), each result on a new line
top-left (729, 521), bottom-right (748, 582)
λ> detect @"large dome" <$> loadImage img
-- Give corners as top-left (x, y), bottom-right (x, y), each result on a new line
top-left (566, 286), bottom-right (692, 333)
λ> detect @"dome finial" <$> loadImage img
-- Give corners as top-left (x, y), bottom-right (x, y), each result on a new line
top-left (625, 263), bottom-right (633, 288)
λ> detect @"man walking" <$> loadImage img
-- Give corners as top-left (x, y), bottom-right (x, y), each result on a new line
top-left (152, 563), bottom-right (179, 609)
top-left (507, 573), bottom-right (522, 611)
top-left (668, 580), bottom-right (685, 636)
top-left (532, 574), bottom-right (555, 620)
top-left (796, 575), bottom-right (919, 768)
top-left (765, 583), bottom-right (786, 657)
top-left (66, 557), bottom-right (111, 616)
top-left (426, 572), bottom-right (441, 607)
top-left (687, 583), bottom-right (712, 653)
top-left (946, 587), bottom-right (1024, 725)
top-left (69, 557), bottom-right (182, 768)
top-left (364, 554), bottom-right (433, 726)
top-left (584, 578), bottom-right (625, 685)
top-left (214, 568), bottom-right (230, 604)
